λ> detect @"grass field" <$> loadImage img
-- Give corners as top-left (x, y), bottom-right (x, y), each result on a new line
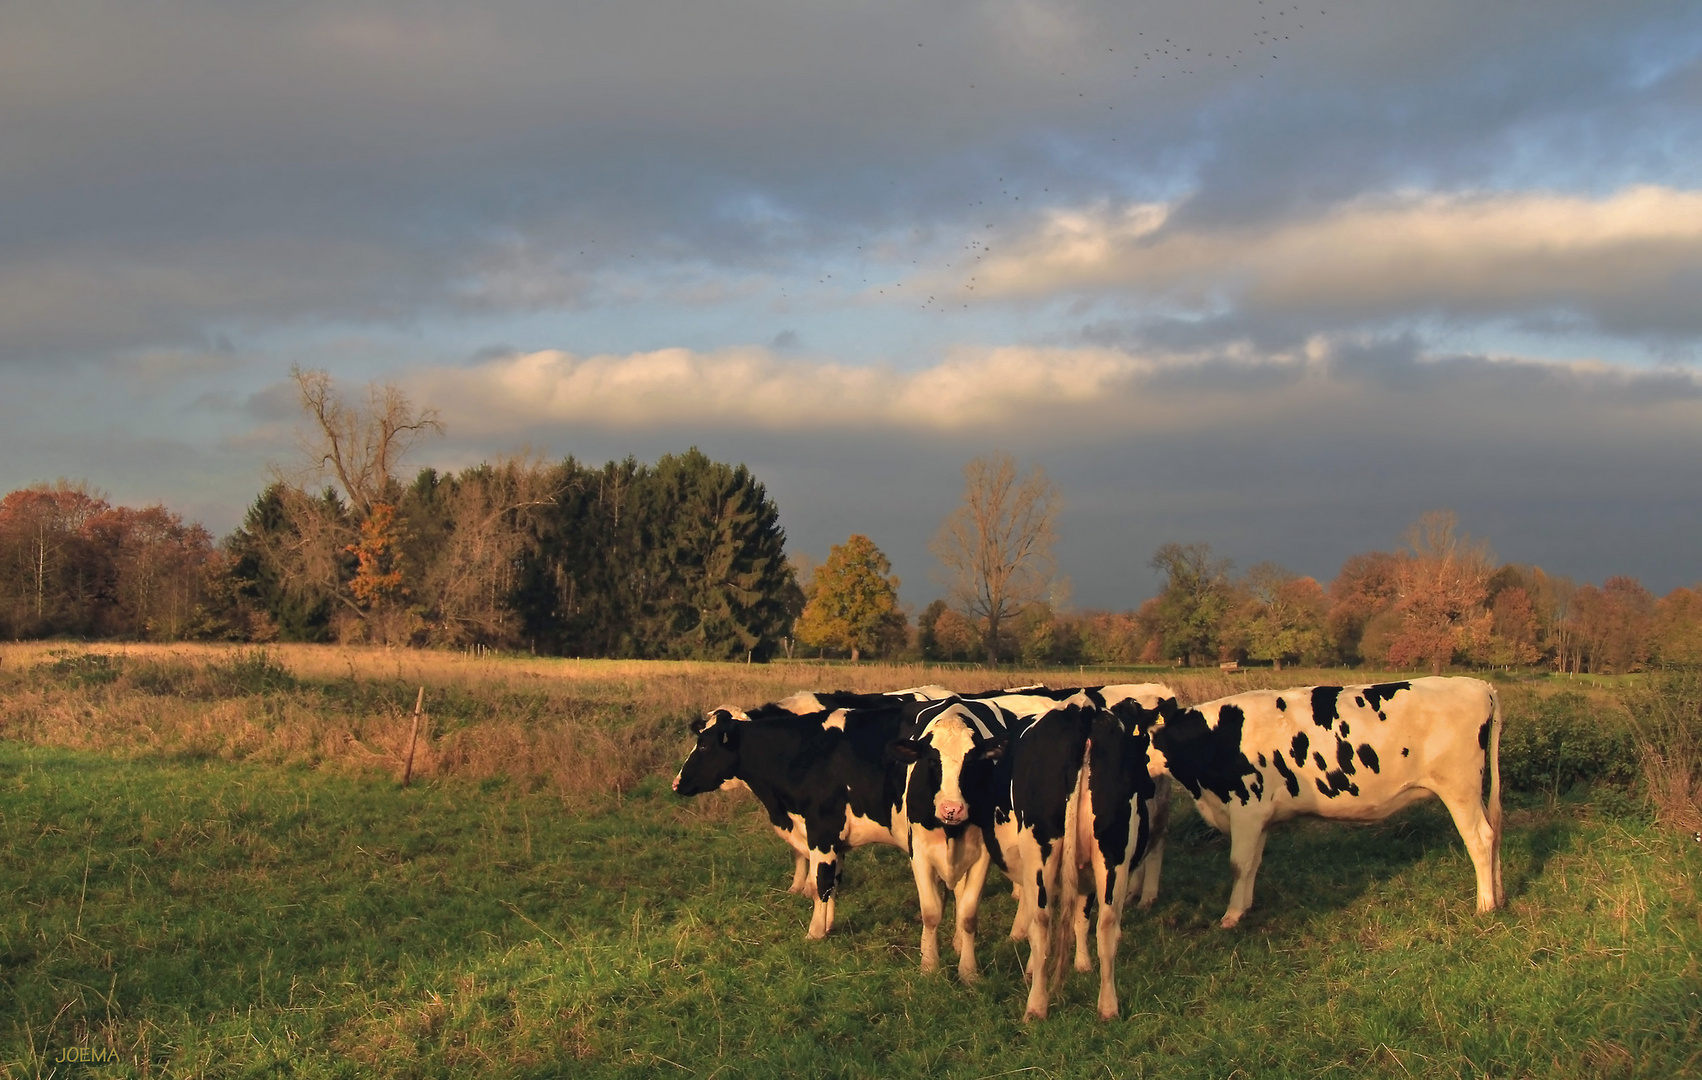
top-left (1, 645), bottom-right (1699, 1078)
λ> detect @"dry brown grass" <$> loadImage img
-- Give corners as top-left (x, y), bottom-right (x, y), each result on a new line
top-left (0, 642), bottom-right (1457, 806)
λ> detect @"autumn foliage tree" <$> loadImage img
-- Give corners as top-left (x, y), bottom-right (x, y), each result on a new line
top-left (1148, 542), bottom-right (1234, 666)
top-left (1232, 563), bottom-right (1331, 670)
top-left (794, 534), bottom-right (905, 661)
top-left (1386, 510), bottom-right (1494, 675)
top-left (0, 482), bottom-right (221, 640)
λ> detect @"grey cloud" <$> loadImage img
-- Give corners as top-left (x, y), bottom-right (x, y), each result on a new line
top-left (3, 1), bottom-right (1696, 365)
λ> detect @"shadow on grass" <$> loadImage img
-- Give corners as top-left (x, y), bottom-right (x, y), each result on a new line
top-left (1507, 814), bottom-right (1577, 901)
top-left (1149, 796), bottom-right (1514, 934)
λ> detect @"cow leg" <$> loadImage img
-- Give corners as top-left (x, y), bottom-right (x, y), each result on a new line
top-left (912, 857), bottom-right (946, 974)
top-left (1007, 867), bottom-right (1031, 943)
top-left (1437, 790), bottom-right (1501, 913)
top-left (1073, 892), bottom-right (1094, 972)
top-left (775, 824), bottom-right (811, 895)
top-left (1023, 877), bottom-right (1054, 1021)
top-left (1220, 826), bottom-right (1269, 929)
top-left (1133, 834), bottom-right (1166, 909)
top-left (807, 850), bottom-right (839, 940)
top-left (1093, 859), bottom-right (1130, 1019)
top-left (952, 848), bottom-right (993, 983)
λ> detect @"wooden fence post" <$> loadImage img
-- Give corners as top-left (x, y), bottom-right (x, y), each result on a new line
top-left (403, 686), bottom-right (424, 788)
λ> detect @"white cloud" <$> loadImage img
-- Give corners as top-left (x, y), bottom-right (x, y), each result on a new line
top-left (966, 185), bottom-right (1702, 335)
top-left (415, 337), bottom-right (1702, 439)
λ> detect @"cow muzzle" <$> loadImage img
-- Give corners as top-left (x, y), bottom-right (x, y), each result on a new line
top-left (937, 799), bottom-right (968, 825)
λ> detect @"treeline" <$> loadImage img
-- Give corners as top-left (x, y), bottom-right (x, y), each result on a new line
top-left (916, 515), bottom-right (1702, 674)
top-left (0, 452), bottom-right (800, 660)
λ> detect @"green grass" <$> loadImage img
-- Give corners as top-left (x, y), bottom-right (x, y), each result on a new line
top-left (2, 743), bottom-right (1698, 1079)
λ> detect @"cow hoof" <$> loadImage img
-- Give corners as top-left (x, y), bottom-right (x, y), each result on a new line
top-left (1023, 1007), bottom-right (1047, 1023)
top-left (1098, 1007), bottom-right (1119, 1021)
top-left (958, 967), bottom-right (981, 985)
top-left (1219, 913), bottom-right (1241, 930)
top-left (1074, 956), bottom-right (1093, 973)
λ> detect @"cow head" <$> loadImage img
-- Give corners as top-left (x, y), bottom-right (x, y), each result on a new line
top-left (888, 703), bottom-right (1007, 827)
top-left (672, 708), bottom-right (745, 796)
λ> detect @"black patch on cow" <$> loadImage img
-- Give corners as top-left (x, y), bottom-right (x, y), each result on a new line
top-left (1270, 748), bottom-right (1300, 796)
top-left (1150, 703), bottom-right (1258, 807)
top-left (1087, 701), bottom-right (1163, 909)
top-left (1313, 751), bottom-right (1328, 772)
top-left (1290, 731), bottom-right (1309, 766)
top-left (1357, 743), bottom-right (1381, 773)
top-left (1311, 686), bottom-right (1341, 731)
top-left (816, 859), bottom-right (837, 901)
top-left (1478, 718), bottom-right (1493, 750)
top-left (1315, 769), bottom-right (1359, 798)
top-left (1363, 682), bottom-right (1412, 712)
top-left (1335, 737), bottom-right (1357, 775)
top-left (1035, 869), bottom-right (1048, 910)
top-left (1276, 697), bottom-right (1287, 711)
top-left (1354, 695), bottom-right (1365, 708)
top-left (1257, 752), bottom-right (1267, 767)
top-left (1401, 747), bottom-right (1410, 757)
top-left (1341, 721), bottom-right (1352, 738)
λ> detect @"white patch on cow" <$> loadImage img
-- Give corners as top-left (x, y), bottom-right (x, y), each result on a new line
top-left (923, 708), bottom-right (982, 824)
top-left (822, 708), bottom-right (849, 731)
top-left (776, 691), bottom-right (825, 713)
top-left (891, 684), bottom-right (956, 700)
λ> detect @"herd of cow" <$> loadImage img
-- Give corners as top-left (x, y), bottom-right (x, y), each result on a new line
top-left (671, 676), bottom-right (1504, 1021)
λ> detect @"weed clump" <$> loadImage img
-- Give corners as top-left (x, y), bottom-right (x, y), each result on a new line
top-left (1621, 669), bottom-right (1702, 832)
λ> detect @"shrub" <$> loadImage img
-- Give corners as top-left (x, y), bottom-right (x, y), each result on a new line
top-left (1498, 689), bottom-right (1639, 795)
top-left (1620, 669), bottom-right (1702, 832)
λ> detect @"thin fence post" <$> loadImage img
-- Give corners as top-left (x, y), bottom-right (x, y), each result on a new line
top-left (403, 686), bottom-right (424, 788)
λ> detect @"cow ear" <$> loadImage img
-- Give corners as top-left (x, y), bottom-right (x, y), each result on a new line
top-left (689, 715), bottom-right (710, 735)
top-left (886, 739), bottom-right (925, 764)
top-left (976, 737), bottom-right (1009, 762)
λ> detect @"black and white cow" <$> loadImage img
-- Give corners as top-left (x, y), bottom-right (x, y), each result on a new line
top-left (884, 696), bottom-right (1013, 982)
top-left (672, 701), bottom-right (921, 939)
top-left (703, 686), bottom-right (956, 896)
top-left (892, 684), bottom-right (1177, 1018)
top-left (1148, 676), bottom-right (1503, 930)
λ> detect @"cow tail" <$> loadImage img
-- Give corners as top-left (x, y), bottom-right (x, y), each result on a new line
top-left (1046, 756), bottom-right (1088, 997)
top-left (1486, 686), bottom-right (1503, 836)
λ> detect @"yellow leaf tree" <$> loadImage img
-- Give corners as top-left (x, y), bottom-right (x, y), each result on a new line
top-left (794, 534), bottom-right (904, 662)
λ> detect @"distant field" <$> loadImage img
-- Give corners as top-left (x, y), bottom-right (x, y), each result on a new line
top-left (1, 645), bottom-right (1697, 1077)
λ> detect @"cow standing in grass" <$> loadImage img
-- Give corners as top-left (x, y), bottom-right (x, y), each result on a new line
top-left (698, 687), bottom-right (955, 897)
top-left (1149, 676), bottom-right (1503, 930)
top-left (672, 700), bottom-right (920, 939)
top-left (890, 684), bottom-right (1177, 1019)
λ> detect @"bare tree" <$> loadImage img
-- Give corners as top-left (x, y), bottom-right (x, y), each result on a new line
top-left (268, 368), bottom-right (446, 641)
top-left (931, 452), bottom-right (1061, 663)
top-left (291, 366), bottom-right (444, 516)
top-left (426, 457), bottom-right (562, 644)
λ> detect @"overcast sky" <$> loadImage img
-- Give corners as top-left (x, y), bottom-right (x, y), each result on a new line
top-left (3, 1), bottom-right (1700, 609)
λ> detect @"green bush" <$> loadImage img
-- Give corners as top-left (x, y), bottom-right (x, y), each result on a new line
top-left (1498, 690), bottom-right (1639, 795)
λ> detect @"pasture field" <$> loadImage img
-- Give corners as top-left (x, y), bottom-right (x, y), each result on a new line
top-left (0, 645), bottom-right (1698, 1078)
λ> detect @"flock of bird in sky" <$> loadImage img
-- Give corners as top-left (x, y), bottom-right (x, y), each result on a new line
top-left (577, 3), bottom-right (1326, 324)
top-left (839, 2), bottom-right (1324, 316)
